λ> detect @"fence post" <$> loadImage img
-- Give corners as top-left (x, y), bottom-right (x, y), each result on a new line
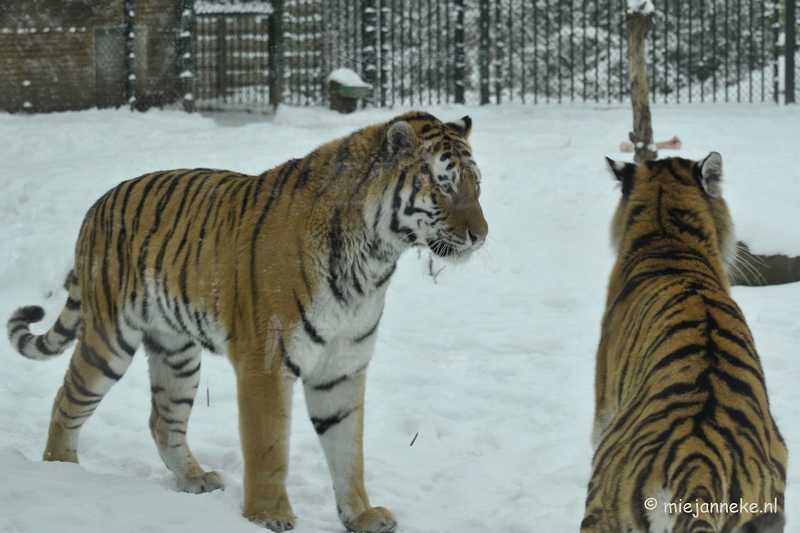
top-left (495, 0), bottom-right (503, 103)
top-left (362, 0), bottom-right (377, 105)
top-left (479, 0), bottom-right (490, 104)
top-left (787, 0), bottom-right (796, 104)
top-left (217, 16), bottom-right (227, 102)
top-left (268, 0), bottom-right (283, 109)
top-left (177, 0), bottom-right (195, 112)
top-left (773, 5), bottom-right (781, 103)
top-left (124, 0), bottom-right (135, 109)
top-left (380, 0), bottom-right (389, 107)
top-left (454, 0), bottom-right (465, 104)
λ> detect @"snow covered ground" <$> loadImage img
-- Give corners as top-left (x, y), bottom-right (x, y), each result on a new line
top-left (1, 102), bottom-right (798, 533)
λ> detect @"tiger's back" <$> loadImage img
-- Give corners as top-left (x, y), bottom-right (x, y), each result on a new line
top-left (74, 163), bottom-right (324, 355)
top-left (582, 154), bottom-right (787, 533)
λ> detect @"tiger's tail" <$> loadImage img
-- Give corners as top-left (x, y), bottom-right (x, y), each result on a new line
top-left (734, 513), bottom-right (785, 533)
top-left (7, 270), bottom-right (81, 361)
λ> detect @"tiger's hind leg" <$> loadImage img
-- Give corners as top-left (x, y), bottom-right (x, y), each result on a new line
top-left (44, 316), bottom-right (140, 463)
top-left (144, 331), bottom-right (223, 494)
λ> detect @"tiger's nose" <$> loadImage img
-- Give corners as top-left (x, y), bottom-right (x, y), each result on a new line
top-left (467, 229), bottom-right (485, 247)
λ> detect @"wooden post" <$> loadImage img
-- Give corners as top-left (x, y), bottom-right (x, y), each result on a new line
top-left (625, 8), bottom-right (657, 163)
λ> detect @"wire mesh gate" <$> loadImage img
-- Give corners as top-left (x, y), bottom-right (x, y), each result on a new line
top-left (192, 2), bottom-right (276, 110)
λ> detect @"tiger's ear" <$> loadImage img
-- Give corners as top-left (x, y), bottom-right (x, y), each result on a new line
top-left (386, 121), bottom-right (417, 156)
top-left (698, 151), bottom-right (723, 198)
top-left (446, 116), bottom-right (472, 139)
top-left (606, 157), bottom-right (635, 197)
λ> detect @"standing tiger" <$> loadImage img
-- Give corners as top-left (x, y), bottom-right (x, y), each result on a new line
top-left (6, 111), bottom-right (488, 533)
top-left (581, 154), bottom-right (787, 533)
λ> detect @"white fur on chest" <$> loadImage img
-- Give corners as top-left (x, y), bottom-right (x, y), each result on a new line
top-left (287, 283), bottom-right (387, 385)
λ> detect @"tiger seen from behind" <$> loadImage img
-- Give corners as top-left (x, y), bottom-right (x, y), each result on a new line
top-left (6, 111), bottom-right (488, 533)
top-left (581, 153), bottom-right (786, 533)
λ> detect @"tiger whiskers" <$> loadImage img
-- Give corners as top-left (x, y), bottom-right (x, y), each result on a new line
top-left (728, 243), bottom-right (769, 286)
top-left (426, 237), bottom-right (454, 259)
top-left (477, 234), bottom-right (500, 269)
top-left (427, 254), bottom-right (446, 283)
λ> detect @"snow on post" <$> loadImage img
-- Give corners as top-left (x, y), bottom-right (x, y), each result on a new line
top-left (328, 68), bottom-right (372, 89)
top-left (328, 69), bottom-right (372, 114)
top-left (626, 0), bottom-right (654, 15)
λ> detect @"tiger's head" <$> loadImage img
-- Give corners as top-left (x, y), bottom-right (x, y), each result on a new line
top-left (606, 152), bottom-right (737, 276)
top-left (381, 111), bottom-right (488, 264)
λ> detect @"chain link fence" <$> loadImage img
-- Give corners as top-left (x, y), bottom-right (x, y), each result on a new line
top-left (0, 0), bottom-right (189, 113)
top-left (191, 2), bottom-right (275, 110)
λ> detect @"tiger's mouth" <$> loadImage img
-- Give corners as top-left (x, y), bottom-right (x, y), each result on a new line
top-left (426, 237), bottom-right (475, 263)
top-left (426, 238), bottom-right (458, 258)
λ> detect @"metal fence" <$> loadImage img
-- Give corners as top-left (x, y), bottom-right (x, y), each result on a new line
top-left (321, 0), bottom-right (791, 107)
top-left (648, 0), bottom-right (781, 103)
top-left (1, 0), bottom-right (797, 113)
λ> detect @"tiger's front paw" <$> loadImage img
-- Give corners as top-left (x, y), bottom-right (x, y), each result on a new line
top-left (344, 506), bottom-right (397, 533)
top-left (179, 471), bottom-right (225, 494)
top-left (43, 447), bottom-right (78, 463)
top-left (247, 509), bottom-right (296, 532)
